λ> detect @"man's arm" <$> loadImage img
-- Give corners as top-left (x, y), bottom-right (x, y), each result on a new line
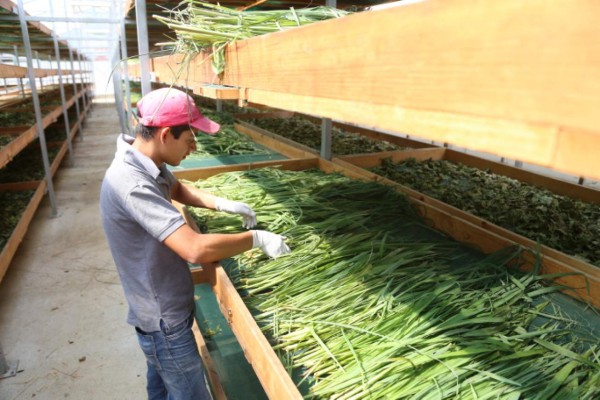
top-left (171, 180), bottom-right (257, 229)
top-left (163, 224), bottom-right (290, 264)
top-left (171, 180), bottom-right (218, 209)
top-left (164, 224), bottom-right (253, 264)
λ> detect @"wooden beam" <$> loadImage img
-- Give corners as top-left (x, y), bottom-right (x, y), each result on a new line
top-left (209, 265), bottom-right (302, 399)
top-left (338, 148), bottom-right (446, 168)
top-left (172, 158), bottom-right (319, 181)
top-left (0, 181), bottom-right (45, 284)
top-left (191, 319), bottom-right (228, 400)
top-left (152, 0), bottom-right (600, 180)
top-left (193, 84), bottom-right (240, 100)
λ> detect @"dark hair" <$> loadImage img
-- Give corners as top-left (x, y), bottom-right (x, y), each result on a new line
top-left (135, 123), bottom-right (191, 140)
top-left (135, 108), bottom-right (192, 140)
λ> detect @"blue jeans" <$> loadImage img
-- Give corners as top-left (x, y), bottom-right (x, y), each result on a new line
top-left (135, 313), bottom-right (213, 400)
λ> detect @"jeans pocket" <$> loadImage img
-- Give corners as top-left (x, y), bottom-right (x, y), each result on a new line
top-left (136, 330), bottom-right (161, 369)
top-left (162, 313), bottom-right (193, 340)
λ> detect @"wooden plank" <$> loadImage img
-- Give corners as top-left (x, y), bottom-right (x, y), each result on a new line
top-left (190, 267), bottom-right (210, 285)
top-left (233, 111), bottom-right (295, 120)
top-left (0, 181), bottom-right (41, 191)
top-left (208, 265), bottom-right (302, 400)
top-left (191, 318), bottom-right (228, 400)
top-left (0, 64), bottom-right (27, 78)
top-left (0, 126), bottom-right (37, 169)
top-left (193, 84), bottom-right (240, 100)
top-left (0, 127), bottom-right (30, 135)
top-left (234, 121), bottom-right (318, 159)
top-left (338, 148), bottom-right (446, 169)
top-left (172, 158), bottom-right (319, 181)
top-left (153, 0), bottom-right (600, 180)
top-left (0, 181), bottom-right (45, 284)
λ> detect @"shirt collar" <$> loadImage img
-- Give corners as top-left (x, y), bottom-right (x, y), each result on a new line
top-left (116, 133), bottom-right (168, 180)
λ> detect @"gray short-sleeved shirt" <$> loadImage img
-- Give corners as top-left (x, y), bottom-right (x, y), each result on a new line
top-left (100, 134), bottom-right (192, 332)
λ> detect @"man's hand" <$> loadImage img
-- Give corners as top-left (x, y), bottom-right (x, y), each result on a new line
top-left (214, 197), bottom-right (257, 229)
top-left (251, 230), bottom-right (291, 259)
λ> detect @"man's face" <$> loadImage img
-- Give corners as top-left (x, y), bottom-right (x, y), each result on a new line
top-left (166, 129), bottom-right (197, 166)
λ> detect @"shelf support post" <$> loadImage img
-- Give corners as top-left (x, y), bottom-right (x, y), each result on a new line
top-left (67, 46), bottom-right (82, 141)
top-left (52, 33), bottom-right (74, 161)
top-left (17, 0), bottom-right (58, 216)
top-left (135, 0), bottom-right (152, 96)
top-left (120, 6), bottom-right (134, 135)
top-left (320, 118), bottom-right (332, 160)
top-left (13, 46), bottom-right (25, 99)
top-left (77, 52), bottom-right (87, 120)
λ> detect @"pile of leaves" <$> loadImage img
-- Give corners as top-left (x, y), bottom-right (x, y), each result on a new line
top-left (0, 190), bottom-right (34, 251)
top-left (0, 140), bottom-right (62, 183)
top-left (0, 135), bottom-right (14, 150)
top-left (371, 158), bottom-right (600, 266)
top-left (249, 116), bottom-right (404, 155)
top-left (0, 90), bottom-right (65, 128)
top-left (0, 111), bottom-right (36, 127)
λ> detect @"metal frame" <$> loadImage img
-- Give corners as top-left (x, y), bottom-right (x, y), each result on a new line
top-left (135, 0), bottom-right (151, 96)
top-left (17, 0), bottom-right (58, 217)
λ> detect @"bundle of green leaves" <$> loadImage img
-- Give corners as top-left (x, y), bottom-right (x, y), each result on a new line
top-left (187, 168), bottom-right (599, 399)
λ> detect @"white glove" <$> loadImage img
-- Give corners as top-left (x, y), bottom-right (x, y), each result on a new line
top-left (214, 197), bottom-right (257, 229)
top-left (252, 230), bottom-right (291, 259)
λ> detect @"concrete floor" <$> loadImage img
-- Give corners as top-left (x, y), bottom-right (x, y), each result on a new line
top-left (0, 99), bottom-right (147, 399)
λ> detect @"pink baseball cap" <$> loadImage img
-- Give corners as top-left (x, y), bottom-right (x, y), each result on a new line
top-left (137, 87), bottom-right (220, 135)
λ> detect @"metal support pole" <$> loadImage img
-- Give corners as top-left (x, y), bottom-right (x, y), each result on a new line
top-left (135, 0), bottom-right (152, 96)
top-left (52, 33), bottom-right (74, 162)
top-left (68, 47), bottom-right (82, 141)
top-left (13, 46), bottom-right (25, 98)
top-left (77, 51), bottom-right (87, 119)
top-left (120, 9), bottom-right (133, 135)
top-left (321, 118), bottom-right (333, 160)
top-left (216, 100), bottom-right (223, 112)
top-left (112, 47), bottom-right (127, 134)
top-left (35, 50), bottom-right (43, 92)
top-left (17, 0), bottom-right (58, 216)
top-left (0, 342), bottom-right (19, 379)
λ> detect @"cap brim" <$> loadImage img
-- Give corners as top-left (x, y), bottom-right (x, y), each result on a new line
top-left (190, 117), bottom-right (220, 135)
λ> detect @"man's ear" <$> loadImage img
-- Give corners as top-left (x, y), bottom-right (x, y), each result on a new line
top-left (158, 127), bottom-right (170, 144)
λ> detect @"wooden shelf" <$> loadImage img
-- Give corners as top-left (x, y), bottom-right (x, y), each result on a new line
top-left (0, 87), bottom-right (91, 285)
top-left (0, 87), bottom-right (86, 169)
top-left (147, 0), bottom-right (600, 180)
top-left (173, 157), bottom-right (600, 399)
top-left (0, 63), bottom-right (62, 79)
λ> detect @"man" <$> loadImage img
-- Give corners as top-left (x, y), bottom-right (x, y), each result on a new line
top-left (100, 87), bottom-right (290, 400)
